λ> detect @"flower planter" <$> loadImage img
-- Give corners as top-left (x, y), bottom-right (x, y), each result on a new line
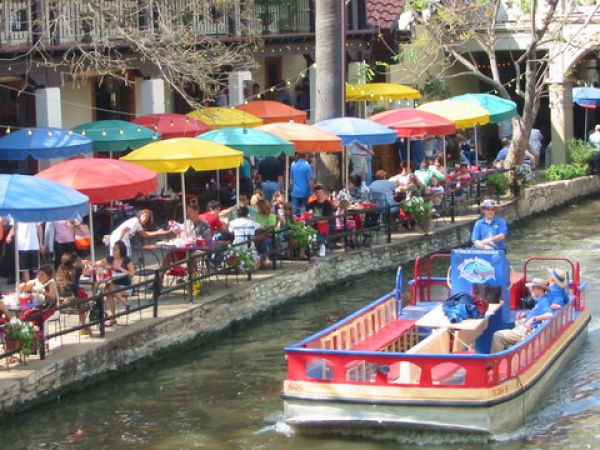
top-left (5, 337), bottom-right (22, 352)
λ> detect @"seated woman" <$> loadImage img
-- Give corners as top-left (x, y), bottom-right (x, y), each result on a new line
top-left (255, 198), bottom-right (283, 269)
top-left (0, 299), bottom-right (12, 321)
top-left (335, 200), bottom-right (357, 247)
top-left (337, 175), bottom-right (361, 203)
top-left (19, 265), bottom-right (58, 327)
top-left (92, 240), bottom-right (135, 327)
top-left (56, 251), bottom-right (90, 336)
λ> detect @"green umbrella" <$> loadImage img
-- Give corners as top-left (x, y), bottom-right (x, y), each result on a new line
top-left (72, 119), bottom-right (161, 152)
top-left (198, 127), bottom-right (294, 157)
top-left (448, 94), bottom-right (517, 124)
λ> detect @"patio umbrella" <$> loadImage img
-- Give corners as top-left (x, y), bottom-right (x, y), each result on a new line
top-left (314, 117), bottom-right (398, 186)
top-left (235, 100), bottom-right (307, 124)
top-left (72, 120), bottom-right (161, 152)
top-left (572, 87), bottom-right (600, 137)
top-left (0, 127), bottom-right (92, 160)
top-left (199, 127), bottom-right (295, 198)
top-left (418, 100), bottom-right (490, 165)
top-left (448, 94), bottom-right (517, 124)
top-left (345, 83), bottom-right (421, 102)
top-left (186, 108), bottom-right (263, 129)
top-left (0, 174), bottom-right (89, 288)
top-left (368, 109), bottom-right (457, 169)
top-left (36, 159), bottom-right (159, 264)
top-left (132, 113), bottom-right (211, 139)
top-left (256, 122), bottom-right (342, 152)
top-left (121, 138), bottom-right (243, 227)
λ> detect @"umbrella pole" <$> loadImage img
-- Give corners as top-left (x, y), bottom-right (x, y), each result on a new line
top-left (285, 155), bottom-right (289, 201)
top-left (14, 222), bottom-right (20, 293)
top-left (443, 136), bottom-right (447, 168)
top-left (88, 204), bottom-right (96, 264)
top-left (236, 167), bottom-right (240, 204)
top-left (407, 140), bottom-right (411, 174)
top-left (181, 173), bottom-right (188, 237)
top-left (474, 126), bottom-right (479, 167)
top-left (585, 109), bottom-right (588, 138)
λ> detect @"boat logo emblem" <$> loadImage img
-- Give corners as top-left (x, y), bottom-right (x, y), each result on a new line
top-left (457, 257), bottom-right (496, 283)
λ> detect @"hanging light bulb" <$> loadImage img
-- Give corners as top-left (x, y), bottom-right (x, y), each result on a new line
top-left (170, 120), bottom-right (174, 127)
top-left (119, 128), bottom-right (124, 135)
top-left (102, 130), bottom-right (107, 136)
top-left (28, 129), bottom-right (33, 136)
top-left (48, 130), bottom-right (53, 136)
top-left (6, 127), bottom-right (11, 134)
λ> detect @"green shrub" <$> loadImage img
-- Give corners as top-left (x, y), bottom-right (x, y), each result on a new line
top-left (485, 172), bottom-right (510, 195)
top-left (567, 138), bottom-right (596, 165)
top-left (545, 164), bottom-right (588, 181)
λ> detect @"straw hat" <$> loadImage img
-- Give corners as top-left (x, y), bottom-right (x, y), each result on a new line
top-left (479, 199), bottom-right (500, 210)
top-left (548, 268), bottom-right (569, 289)
top-left (525, 278), bottom-right (549, 292)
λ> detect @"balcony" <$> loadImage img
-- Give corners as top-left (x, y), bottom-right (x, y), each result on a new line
top-left (0, 0), bottom-right (372, 50)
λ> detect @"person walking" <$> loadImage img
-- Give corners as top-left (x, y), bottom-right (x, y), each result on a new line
top-left (290, 153), bottom-right (314, 216)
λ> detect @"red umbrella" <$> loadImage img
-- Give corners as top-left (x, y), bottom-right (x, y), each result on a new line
top-left (132, 113), bottom-right (211, 139)
top-left (368, 109), bottom-right (456, 170)
top-left (36, 158), bottom-right (158, 262)
top-left (236, 100), bottom-right (307, 124)
top-left (367, 109), bottom-right (456, 137)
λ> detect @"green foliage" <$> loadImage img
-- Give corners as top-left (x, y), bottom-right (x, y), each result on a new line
top-left (401, 197), bottom-right (433, 227)
top-left (545, 164), bottom-right (589, 181)
top-left (567, 138), bottom-right (595, 165)
top-left (225, 246), bottom-right (261, 274)
top-left (421, 77), bottom-right (451, 101)
top-left (485, 173), bottom-right (510, 196)
top-left (288, 223), bottom-right (317, 250)
top-left (4, 319), bottom-right (40, 356)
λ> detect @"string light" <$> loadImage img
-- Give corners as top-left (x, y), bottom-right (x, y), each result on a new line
top-left (27, 129), bottom-right (33, 136)
top-left (6, 127), bottom-right (10, 134)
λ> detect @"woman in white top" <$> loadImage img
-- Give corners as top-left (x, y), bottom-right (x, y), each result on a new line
top-left (109, 209), bottom-right (171, 256)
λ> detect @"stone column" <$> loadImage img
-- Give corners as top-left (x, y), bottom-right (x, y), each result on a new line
top-left (35, 87), bottom-right (62, 170)
top-left (228, 70), bottom-right (252, 106)
top-left (548, 80), bottom-right (574, 165)
top-left (140, 78), bottom-right (166, 115)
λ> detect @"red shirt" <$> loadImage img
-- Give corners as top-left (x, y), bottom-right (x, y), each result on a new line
top-left (199, 212), bottom-right (223, 236)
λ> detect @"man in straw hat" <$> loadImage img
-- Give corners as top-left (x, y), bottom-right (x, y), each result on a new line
top-left (472, 199), bottom-right (507, 251)
top-left (547, 267), bottom-right (570, 309)
top-left (491, 278), bottom-right (554, 353)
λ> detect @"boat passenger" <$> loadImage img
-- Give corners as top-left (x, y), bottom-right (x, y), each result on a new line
top-left (491, 278), bottom-right (553, 353)
top-left (547, 267), bottom-right (570, 310)
top-left (471, 199), bottom-right (507, 251)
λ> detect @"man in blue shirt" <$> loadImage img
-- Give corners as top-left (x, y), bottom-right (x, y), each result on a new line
top-left (491, 279), bottom-right (554, 353)
top-left (290, 153), bottom-right (314, 216)
top-left (547, 267), bottom-right (570, 309)
top-left (472, 199), bottom-right (508, 251)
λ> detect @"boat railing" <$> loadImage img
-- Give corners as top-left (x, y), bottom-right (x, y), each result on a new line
top-left (285, 295), bottom-right (585, 389)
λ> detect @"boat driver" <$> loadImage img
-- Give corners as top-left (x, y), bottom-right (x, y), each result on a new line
top-left (472, 199), bottom-right (507, 251)
top-left (490, 279), bottom-right (553, 353)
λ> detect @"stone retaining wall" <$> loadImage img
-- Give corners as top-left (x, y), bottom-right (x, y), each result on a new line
top-left (2, 176), bottom-right (599, 416)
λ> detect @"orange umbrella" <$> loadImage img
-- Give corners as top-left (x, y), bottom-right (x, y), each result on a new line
top-left (236, 100), bottom-right (307, 124)
top-left (256, 122), bottom-right (342, 152)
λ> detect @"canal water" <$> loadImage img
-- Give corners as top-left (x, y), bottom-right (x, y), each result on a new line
top-left (2, 198), bottom-right (600, 450)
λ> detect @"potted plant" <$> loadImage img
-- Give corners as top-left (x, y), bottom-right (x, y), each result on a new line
top-left (287, 223), bottom-right (317, 251)
top-left (485, 172), bottom-right (510, 196)
top-left (400, 197), bottom-right (433, 231)
top-left (225, 246), bottom-right (262, 274)
top-left (4, 319), bottom-right (40, 356)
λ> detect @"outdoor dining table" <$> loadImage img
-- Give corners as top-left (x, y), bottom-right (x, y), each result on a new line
top-left (3, 294), bottom-right (43, 318)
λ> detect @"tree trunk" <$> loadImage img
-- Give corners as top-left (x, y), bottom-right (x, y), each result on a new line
top-left (314, 0), bottom-right (343, 190)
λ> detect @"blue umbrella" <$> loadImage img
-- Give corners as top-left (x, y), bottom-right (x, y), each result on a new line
top-left (0, 127), bottom-right (93, 160)
top-left (448, 94), bottom-right (517, 124)
top-left (314, 117), bottom-right (398, 185)
top-left (0, 174), bottom-right (89, 222)
top-left (313, 117), bottom-right (398, 146)
top-left (572, 87), bottom-right (600, 136)
top-left (0, 174), bottom-right (90, 289)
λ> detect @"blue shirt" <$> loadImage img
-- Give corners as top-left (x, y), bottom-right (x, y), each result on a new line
top-left (495, 146), bottom-right (510, 162)
top-left (290, 160), bottom-right (313, 199)
top-left (548, 284), bottom-right (569, 308)
top-left (527, 294), bottom-right (553, 327)
top-left (471, 216), bottom-right (508, 251)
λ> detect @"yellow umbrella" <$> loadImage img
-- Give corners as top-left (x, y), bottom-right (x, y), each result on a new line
top-left (418, 100), bottom-right (491, 166)
top-left (121, 138), bottom-right (243, 225)
top-left (345, 83), bottom-right (421, 102)
top-left (417, 100), bottom-right (490, 129)
top-left (186, 107), bottom-right (263, 129)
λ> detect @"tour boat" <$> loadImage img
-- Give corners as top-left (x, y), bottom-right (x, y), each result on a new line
top-left (282, 249), bottom-right (590, 436)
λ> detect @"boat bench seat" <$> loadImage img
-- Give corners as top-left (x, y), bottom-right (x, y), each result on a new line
top-left (352, 319), bottom-right (418, 352)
